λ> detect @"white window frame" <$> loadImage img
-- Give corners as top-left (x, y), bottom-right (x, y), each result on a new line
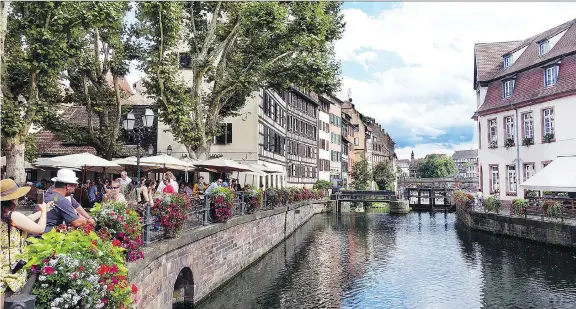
top-left (489, 119), bottom-right (498, 143)
top-left (490, 166), bottom-right (499, 193)
top-left (503, 55), bottom-right (512, 68)
top-left (507, 165), bottom-right (517, 193)
top-left (504, 116), bottom-right (514, 140)
top-left (503, 79), bottom-right (514, 98)
top-left (543, 108), bottom-right (555, 135)
top-left (524, 163), bottom-right (535, 180)
top-left (544, 66), bottom-right (558, 87)
top-left (539, 39), bottom-right (550, 56)
top-left (522, 112), bottom-right (533, 139)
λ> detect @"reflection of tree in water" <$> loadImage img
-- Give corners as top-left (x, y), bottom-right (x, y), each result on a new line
top-left (456, 226), bottom-right (576, 309)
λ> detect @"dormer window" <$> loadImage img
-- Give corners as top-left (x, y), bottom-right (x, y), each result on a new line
top-left (544, 65), bottom-right (558, 87)
top-left (502, 79), bottom-right (515, 98)
top-left (539, 39), bottom-right (550, 56)
top-left (503, 54), bottom-right (512, 68)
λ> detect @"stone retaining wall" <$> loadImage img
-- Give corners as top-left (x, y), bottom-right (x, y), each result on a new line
top-left (128, 202), bottom-right (326, 309)
top-left (456, 207), bottom-right (576, 248)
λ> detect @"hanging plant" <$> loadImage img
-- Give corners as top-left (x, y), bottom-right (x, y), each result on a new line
top-left (522, 136), bottom-right (534, 146)
top-left (543, 133), bottom-right (555, 143)
top-left (504, 138), bottom-right (515, 149)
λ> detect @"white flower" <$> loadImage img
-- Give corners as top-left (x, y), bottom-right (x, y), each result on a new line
top-left (38, 275), bottom-right (46, 281)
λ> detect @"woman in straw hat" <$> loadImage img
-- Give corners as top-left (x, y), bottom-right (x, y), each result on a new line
top-left (0, 178), bottom-right (51, 303)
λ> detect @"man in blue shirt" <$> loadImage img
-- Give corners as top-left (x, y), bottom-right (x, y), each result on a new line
top-left (42, 169), bottom-right (96, 232)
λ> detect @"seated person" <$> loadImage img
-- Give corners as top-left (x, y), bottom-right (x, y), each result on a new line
top-left (42, 169), bottom-right (96, 232)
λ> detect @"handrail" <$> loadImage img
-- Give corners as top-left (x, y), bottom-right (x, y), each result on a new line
top-left (3, 273), bottom-right (38, 308)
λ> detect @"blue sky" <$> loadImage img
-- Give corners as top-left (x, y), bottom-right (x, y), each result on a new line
top-left (334, 2), bottom-right (576, 159)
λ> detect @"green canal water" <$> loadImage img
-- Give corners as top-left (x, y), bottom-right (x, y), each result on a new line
top-left (193, 211), bottom-right (576, 309)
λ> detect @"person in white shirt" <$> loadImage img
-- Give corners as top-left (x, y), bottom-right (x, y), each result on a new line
top-left (156, 171), bottom-right (179, 194)
top-left (476, 189), bottom-right (484, 207)
top-left (119, 171), bottom-right (132, 186)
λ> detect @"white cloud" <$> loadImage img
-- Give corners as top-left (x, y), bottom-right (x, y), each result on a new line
top-left (350, 51), bottom-right (379, 70)
top-left (335, 3), bottom-right (576, 147)
top-left (395, 141), bottom-right (477, 161)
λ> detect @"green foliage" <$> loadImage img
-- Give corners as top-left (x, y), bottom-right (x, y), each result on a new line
top-left (373, 161), bottom-right (395, 191)
top-left (24, 133), bottom-right (38, 162)
top-left (351, 159), bottom-right (372, 190)
top-left (417, 155), bottom-right (457, 178)
top-left (454, 190), bottom-right (474, 208)
top-left (484, 196), bottom-right (501, 213)
top-left (512, 198), bottom-right (527, 217)
top-left (313, 180), bottom-right (331, 191)
top-left (134, 2), bottom-right (344, 158)
top-left (543, 200), bottom-right (562, 219)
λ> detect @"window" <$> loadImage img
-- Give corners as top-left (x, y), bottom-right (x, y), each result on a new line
top-left (214, 123), bottom-right (232, 145)
top-left (524, 163), bottom-right (535, 180)
top-left (507, 165), bottom-right (517, 193)
top-left (488, 119), bottom-right (498, 145)
top-left (504, 116), bottom-right (514, 140)
top-left (543, 108), bottom-right (555, 136)
top-left (503, 79), bottom-right (514, 98)
top-left (522, 112), bottom-right (533, 139)
top-left (539, 39), bottom-right (550, 56)
top-left (503, 55), bottom-right (512, 68)
top-left (354, 137), bottom-right (359, 146)
top-left (179, 53), bottom-right (192, 68)
top-left (544, 66), bottom-right (558, 87)
top-left (490, 165), bottom-right (499, 194)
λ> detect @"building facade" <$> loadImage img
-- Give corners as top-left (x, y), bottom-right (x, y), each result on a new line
top-left (473, 19), bottom-right (576, 200)
top-left (341, 112), bottom-right (355, 187)
top-left (283, 86), bottom-right (319, 188)
top-left (452, 149), bottom-right (478, 179)
top-left (317, 98), bottom-right (331, 182)
top-left (325, 95), bottom-right (343, 181)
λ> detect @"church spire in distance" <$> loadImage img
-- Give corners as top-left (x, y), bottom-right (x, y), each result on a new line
top-left (411, 149), bottom-right (414, 161)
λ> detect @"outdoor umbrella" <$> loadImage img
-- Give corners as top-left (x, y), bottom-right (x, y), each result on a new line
top-left (33, 153), bottom-right (120, 172)
top-left (112, 157), bottom-right (163, 173)
top-left (521, 156), bottom-right (576, 191)
top-left (194, 158), bottom-right (255, 173)
top-left (138, 154), bottom-right (195, 171)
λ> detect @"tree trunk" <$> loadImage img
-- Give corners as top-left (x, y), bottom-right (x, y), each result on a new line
top-left (5, 138), bottom-right (26, 184)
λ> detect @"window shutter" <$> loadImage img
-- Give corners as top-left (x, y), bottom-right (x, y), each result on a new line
top-left (226, 123), bottom-right (233, 144)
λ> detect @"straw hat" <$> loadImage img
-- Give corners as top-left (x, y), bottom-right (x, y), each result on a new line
top-left (0, 179), bottom-right (31, 201)
top-left (51, 168), bottom-right (79, 184)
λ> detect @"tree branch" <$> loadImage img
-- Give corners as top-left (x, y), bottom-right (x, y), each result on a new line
top-left (199, 1), bottom-right (221, 60)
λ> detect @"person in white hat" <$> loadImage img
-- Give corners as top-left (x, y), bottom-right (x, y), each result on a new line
top-left (42, 168), bottom-right (95, 232)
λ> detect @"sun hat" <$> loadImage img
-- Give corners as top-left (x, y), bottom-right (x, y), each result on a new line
top-left (51, 168), bottom-right (79, 184)
top-left (0, 179), bottom-right (31, 201)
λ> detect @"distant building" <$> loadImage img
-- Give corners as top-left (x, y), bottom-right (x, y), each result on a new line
top-left (408, 150), bottom-right (420, 178)
top-left (317, 97), bottom-right (331, 182)
top-left (452, 150), bottom-right (478, 178)
top-left (473, 18), bottom-right (576, 200)
top-left (396, 159), bottom-right (410, 178)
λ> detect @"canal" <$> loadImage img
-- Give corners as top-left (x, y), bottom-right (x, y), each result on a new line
top-left (194, 212), bottom-right (576, 309)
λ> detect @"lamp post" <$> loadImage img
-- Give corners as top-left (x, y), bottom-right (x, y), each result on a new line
top-left (123, 108), bottom-right (155, 185)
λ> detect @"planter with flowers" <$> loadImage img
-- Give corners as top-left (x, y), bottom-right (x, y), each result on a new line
top-left (454, 190), bottom-right (474, 209)
top-left (265, 188), bottom-right (280, 209)
top-left (511, 198), bottom-right (527, 217)
top-left (277, 188), bottom-right (290, 205)
top-left (483, 195), bottom-right (501, 213)
top-left (244, 186), bottom-right (263, 213)
top-left (301, 188), bottom-right (314, 201)
top-left (211, 187), bottom-right (235, 222)
top-left (91, 201), bottom-right (144, 262)
top-left (23, 225), bottom-right (137, 309)
top-left (151, 194), bottom-right (193, 238)
top-left (542, 199), bottom-right (563, 220)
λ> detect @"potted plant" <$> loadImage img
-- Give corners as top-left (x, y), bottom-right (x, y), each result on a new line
top-left (244, 186), bottom-right (263, 213)
top-left (543, 199), bottom-right (562, 220)
top-left (91, 201), bottom-right (144, 262)
top-left (511, 198), bottom-right (527, 217)
top-left (484, 195), bottom-right (501, 213)
top-left (454, 190), bottom-right (474, 209)
top-left (151, 194), bottom-right (192, 238)
top-left (522, 136), bottom-right (534, 146)
top-left (543, 133), bottom-right (555, 143)
top-left (23, 226), bottom-right (137, 309)
top-left (265, 187), bottom-right (279, 208)
top-left (211, 187), bottom-right (235, 222)
top-left (504, 138), bottom-right (515, 149)
top-left (488, 140), bottom-right (498, 149)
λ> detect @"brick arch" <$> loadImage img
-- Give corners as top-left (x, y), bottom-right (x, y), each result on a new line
top-left (173, 267), bottom-right (194, 305)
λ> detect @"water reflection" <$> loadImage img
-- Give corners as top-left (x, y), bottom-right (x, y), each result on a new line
top-left (195, 212), bottom-right (576, 309)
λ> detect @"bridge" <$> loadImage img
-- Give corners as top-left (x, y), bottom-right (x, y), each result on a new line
top-left (331, 188), bottom-right (455, 212)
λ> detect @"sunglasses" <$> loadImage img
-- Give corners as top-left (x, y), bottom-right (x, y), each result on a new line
top-left (112, 186), bottom-right (120, 189)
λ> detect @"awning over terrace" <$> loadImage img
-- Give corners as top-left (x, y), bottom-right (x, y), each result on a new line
top-left (521, 156), bottom-right (576, 192)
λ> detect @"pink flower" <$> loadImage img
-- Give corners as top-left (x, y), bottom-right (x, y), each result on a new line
top-left (44, 266), bottom-right (54, 275)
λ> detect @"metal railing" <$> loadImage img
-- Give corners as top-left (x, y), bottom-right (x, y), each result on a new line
top-left (141, 191), bottom-right (325, 244)
top-left (463, 197), bottom-right (576, 222)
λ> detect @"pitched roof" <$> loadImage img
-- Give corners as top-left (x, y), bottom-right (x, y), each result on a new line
top-left (475, 19), bottom-right (576, 84)
top-left (397, 159), bottom-right (410, 165)
top-left (452, 149), bottom-right (478, 160)
top-left (474, 41), bottom-right (521, 84)
top-left (37, 131), bottom-right (97, 156)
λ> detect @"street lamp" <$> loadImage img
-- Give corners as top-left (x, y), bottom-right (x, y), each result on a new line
top-left (123, 108), bottom-right (155, 185)
top-left (166, 145), bottom-right (172, 156)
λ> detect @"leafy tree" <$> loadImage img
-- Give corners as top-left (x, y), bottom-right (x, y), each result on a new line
top-left (1, 2), bottom-right (85, 183)
top-left (313, 180), bottom-right (331, 191)
top-left (48, 2), bottom-right (133, 160)
top-left (351, 159), bottom-right (372, 190)
top-left (417, 155), bottom-right (457, 178)
top-left (134, 1), bottom-right (344, 159)
top-left (373, 161), bottom-right (395, 191)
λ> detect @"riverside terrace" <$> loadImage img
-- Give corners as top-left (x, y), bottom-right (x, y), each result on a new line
top-left (4, 188), bottom-right (329, 309)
